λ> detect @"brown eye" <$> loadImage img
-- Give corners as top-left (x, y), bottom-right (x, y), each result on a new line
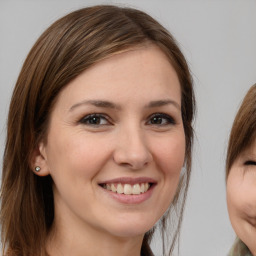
top-left (147, 113), bottom-right (175, 125)
top-left (79, 114), bottom-right (110, 126)
top-left (151, 116), bottom-right (163, 124)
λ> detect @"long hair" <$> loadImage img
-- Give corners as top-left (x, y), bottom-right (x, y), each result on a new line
top-left (1, 5), bottom-right (195, 256)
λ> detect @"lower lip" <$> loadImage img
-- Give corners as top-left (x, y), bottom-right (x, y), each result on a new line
top-left (100, 185), bottom-right (155, 204)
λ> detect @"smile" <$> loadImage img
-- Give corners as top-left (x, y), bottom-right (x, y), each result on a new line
top-left (102, 183), bottom-right (151, 195)
top-left (98, 177), bottom-right (156, 204)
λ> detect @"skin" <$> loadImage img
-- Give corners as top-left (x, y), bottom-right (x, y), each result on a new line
top-left (33, 45), bottom-right (185, 256)
top-left (227, 140), bottom-right (256, 255)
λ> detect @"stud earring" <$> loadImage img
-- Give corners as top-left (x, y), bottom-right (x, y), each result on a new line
top-left (35, 166), bottom-right (41, 172)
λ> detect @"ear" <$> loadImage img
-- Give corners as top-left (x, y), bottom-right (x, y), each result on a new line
top-left (30, 141), bottom-right (50, 177)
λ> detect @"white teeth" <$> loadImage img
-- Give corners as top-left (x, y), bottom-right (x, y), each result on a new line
top-left (132, 184), bottom-right (141, 195)
top-left (117, 183), bottom-right (124, 194)
top-left (103, 182), bottom-right (151, 195)
top-left (111, 184), bottom-right (117, 192)
top-left (124, 184), bottom-right (132, 195)
top-left (140, 183), bottom-right (145, 193)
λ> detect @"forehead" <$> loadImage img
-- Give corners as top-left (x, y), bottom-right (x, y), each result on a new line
top-left (53, 44), bottom-right (181, 108)
top-left (91, 44), bottom-right (176, 75)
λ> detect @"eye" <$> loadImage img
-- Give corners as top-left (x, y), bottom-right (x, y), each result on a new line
top-left (147, 113), bottom-right (176, 126)
top-left (79, 114), bottom-right (111, 126)
top-left (244, 160), bottom-right (256, 166)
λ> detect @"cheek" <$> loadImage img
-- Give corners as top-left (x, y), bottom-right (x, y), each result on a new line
top-left (227, 175), bottom-right (244, 219)
top-left (150, 131), bottom-right (186, 209)
top-left (227, 173), bottom-right (256, 224)
top-left (154, 133), bottom-right (186, 174)
top-left (153, 134), bottom-right (185, 210)
top-left (46, 131), bottom-right (110, 181)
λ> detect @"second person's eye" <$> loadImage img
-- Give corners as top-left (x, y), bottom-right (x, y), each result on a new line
top-left (244, 160), bottom-right (256, 166)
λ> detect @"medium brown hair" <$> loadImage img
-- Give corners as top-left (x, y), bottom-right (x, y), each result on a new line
top-left (226, 84), bottom-right (256, 178)
top-left (1, 5), bottom-right (195, 256)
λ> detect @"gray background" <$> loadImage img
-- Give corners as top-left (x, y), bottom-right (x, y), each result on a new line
top-left (1, 0), bottom-right (256, 255)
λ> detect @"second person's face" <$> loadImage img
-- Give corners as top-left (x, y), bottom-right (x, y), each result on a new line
top-left (39, 45), bottom-right (185, 242)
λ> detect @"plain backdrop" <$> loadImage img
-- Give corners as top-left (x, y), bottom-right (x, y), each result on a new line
top-left (1, 0), bottom-right (256, 255)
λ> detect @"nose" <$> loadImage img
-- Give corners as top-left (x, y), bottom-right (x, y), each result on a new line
top-left (113, 126), bottom-right (153, 170)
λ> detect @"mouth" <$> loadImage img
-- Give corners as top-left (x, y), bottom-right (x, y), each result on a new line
top-left (99, 182), bottom-right (152, 195)
top-left (98, 177), bottom-right (156, 204)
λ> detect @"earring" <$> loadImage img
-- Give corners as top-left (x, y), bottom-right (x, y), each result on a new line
top-left (35, 166), bottom-right (41, 172)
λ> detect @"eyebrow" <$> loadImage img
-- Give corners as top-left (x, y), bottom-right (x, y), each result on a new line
top-left (69, 99), bottom-right (181, 111)
top-left (145, 100), bottom-right (181, 110)
top-left (70, 100), bottom-right (121, 111)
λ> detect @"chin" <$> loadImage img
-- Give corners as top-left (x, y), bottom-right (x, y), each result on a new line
top-left (106, 215), bottom-right (157, 238)
top-left (110, 227), bottom-right (152, 239)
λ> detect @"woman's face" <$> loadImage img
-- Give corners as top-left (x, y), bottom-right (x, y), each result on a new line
top-left (38, 45), bottom-right (185, 241)
top-left (227, 140), bottom-right (256, 255)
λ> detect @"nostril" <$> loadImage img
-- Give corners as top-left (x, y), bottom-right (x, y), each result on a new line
top-left (113, 147), bottom-right (152, 170)
top-left (114, 156), bottom-right (151, 170)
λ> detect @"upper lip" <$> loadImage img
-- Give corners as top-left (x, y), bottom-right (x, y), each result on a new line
top-left (98, 177), bottom-right (157, 185)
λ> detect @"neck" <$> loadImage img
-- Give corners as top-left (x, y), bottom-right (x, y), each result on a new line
top-left (46, 220), bottom-right (144, 256)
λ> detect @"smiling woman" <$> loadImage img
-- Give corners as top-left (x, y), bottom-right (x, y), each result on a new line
top-left (0, 5), bottom-right (195, 256)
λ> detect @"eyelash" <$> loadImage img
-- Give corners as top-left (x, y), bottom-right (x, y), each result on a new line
top-left (244, 160), bottom-right (256, 166)
top-left (146, 113), bottom-right (176, 126)
top-left (79, 114), bottom-right (111, 126)
top-left (78, 112), bottom-right (176, 127)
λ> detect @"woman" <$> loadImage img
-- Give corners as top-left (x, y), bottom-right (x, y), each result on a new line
top-left (1, 5), bottom-right (195, 256)
top-left (226, 84), bottom-right (256, 256)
